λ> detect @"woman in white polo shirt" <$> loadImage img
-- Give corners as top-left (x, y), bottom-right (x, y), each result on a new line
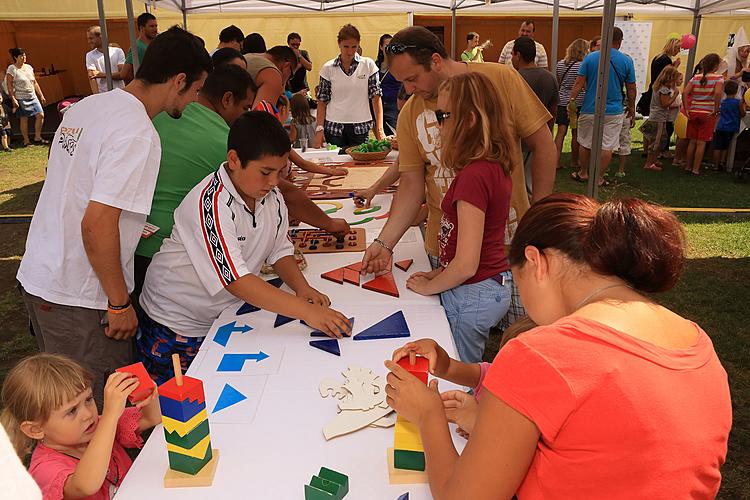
top-left (313, 24), bottom-right (385, 149)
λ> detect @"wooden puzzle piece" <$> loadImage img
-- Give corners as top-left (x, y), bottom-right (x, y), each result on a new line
top-left (344, 261), bottom-right (362, 272)
top-left (305, 467), bottom-right (349, 500)
top-left (397, 356), bottom-right (429, 384)
top-left (310, 339), bottom-right (341, 356)
top-left (362, 272), bottom-right (399, 298)
top-left (237, 302), bottom-right (260, 315)
top-left (274, 314), bottom-right (296, 328)
top-left (115, 362), bottom-right (154, 403)
top-left (369, 412), bottom-right (396, 428)
top-left (323, 405), bottom-right (392, 440)
top-left (292, 228), bottom-right (366, 254)
top-left (343, 268), bottom-right (360, 286)
top-left (394, 259), bottom-right (414, 272)
top-left (321, 268), bottom-right (345, 284)
top-left (353, 311), bottom-right (410, 341)
top-left (211, 383), bottom-right (247, 414)
top-left (387, 448), bottom-right (428, 485)
top-left (212, 321), bottom-right (253, 347)
top-left (164, 449), bottom-right (219, 488)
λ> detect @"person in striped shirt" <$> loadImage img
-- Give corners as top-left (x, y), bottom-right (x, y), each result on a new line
top-left (683, 53), bottom-right (724, 175)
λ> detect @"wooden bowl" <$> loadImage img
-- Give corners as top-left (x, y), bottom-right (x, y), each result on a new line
top-left (346, 146), bottom-right (391, 161)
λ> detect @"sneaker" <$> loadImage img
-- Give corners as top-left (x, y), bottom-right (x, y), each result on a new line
top-left (615, 171), bottom-right (626, 178)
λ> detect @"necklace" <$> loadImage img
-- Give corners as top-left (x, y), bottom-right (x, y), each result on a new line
top-left (572, 283), bottom-right (631, 312)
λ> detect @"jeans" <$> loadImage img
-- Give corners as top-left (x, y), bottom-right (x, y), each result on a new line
top-left (441, 272), bottom-right (513, 363)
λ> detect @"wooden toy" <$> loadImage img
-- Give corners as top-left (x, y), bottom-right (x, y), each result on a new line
top-left (115, 361), bottom-right (154, 403)
top-left (160, 354), bottom-right (218, 488)
top-left (321, 268), bottom-right (345, 284)
top-left (394, 259), bottom-right (414, 272)
top-left (212, 321), bottom-right (253, 347)
top-left (274, 314), bottom-right (295, 328)
top-left (361, 272), bottom-right (399, 298)
top-left (304, 467), bottom-right (349, 500)
top-left (293, 161), bottom-right (397, 199)
top-left (353, 311), bottom-right (410, 341)
top-left (310, 318), bottom-right (355, 338)
top-left (310, 339), bottom-right (341, 356)
top-left (387, 448), bottom-right (427, 485)
top-left (321, 262), bottom-right (362, 287)
top-left (291, 228), bottom-right (366, 254)
top-left (397, 355), bottom-right (429, 384)
top-left (342, 268), bottom-right (360, 286)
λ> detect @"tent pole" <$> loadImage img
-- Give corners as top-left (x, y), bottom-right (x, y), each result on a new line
top-left (586, 0), bottom-right (616, 199)
top-left (125, 0), bottom-right (140, 74)
top-left (408, 12), bottom-right (414, 27)
top-left (96, 0), bottom-right (114, 91)
top-left (451, 1), bottom-right (457, 60)
top-left (182, 0), bottom-right (188, 29)
top-left (685, 0), bottom-right (702, 83)
top-left (551, 0), bottom-right (560, 67)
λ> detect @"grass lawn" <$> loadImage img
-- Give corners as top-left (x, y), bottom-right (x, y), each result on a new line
top-left (1, 141), bottom-right (749, 497)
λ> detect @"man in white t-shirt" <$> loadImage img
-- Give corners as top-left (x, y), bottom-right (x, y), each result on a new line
top-left (85, 25), bottom-right (126, 94)
top-left (16, 26), bottom-right (212, 406)
top-left (498, 20), bottom-right (549, 70)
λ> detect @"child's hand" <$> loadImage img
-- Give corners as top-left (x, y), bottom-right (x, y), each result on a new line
top-left (324, 217), bottom-right (350, 235)
top-left (329, 166), bottom-right (348, 176)
top-left (384, 360), bottom-right (443, 426)
top-left (134, 381), bottom-right (159, 409)
top-left (441, 390), bottom-right (479, 437)
top-left (392, 339), bottom-right (451, 379)
top-left (406, 273), bottom-right (435, 295)
top-left (303, 305), bottom-right (351, 338)
top-left (352, 187), bottom-right (376, 208)
top-left (102, 372), bottom-right (139, 419)
top-left (296, 286), bottom-right (331, 307)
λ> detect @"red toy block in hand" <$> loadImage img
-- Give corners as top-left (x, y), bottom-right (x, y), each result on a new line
top-left (116, 362), bottom-right (155, 403)
top-left (397, 355), bottom-right (429, 385)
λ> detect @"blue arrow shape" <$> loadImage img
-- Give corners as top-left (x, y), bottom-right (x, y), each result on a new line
top-left (212, 383), bottom-right (248, 414)
top-left (213, 321), bottom-right (253, 347)
top-left (217, 352), bottom-right (270, 372)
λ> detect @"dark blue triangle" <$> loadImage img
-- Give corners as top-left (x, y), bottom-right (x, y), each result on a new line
top-left (353, 311), bottom-right (410, 341)
top-left (397, 493), bottom-right (409, 500)
top-left (237, 302), bottom-right (260, 315)
top-left (274, 314), bottom-right (295, 328)
top-left (309, 338), bottom-right (340, 356)
top-left (212, 383), bottom-right (247, 414)
top-left (266, 277), bottom-right (283, 288)
top-left (310, 318), bottom-right (355, 337)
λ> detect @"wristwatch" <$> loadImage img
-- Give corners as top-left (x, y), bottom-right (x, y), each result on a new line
top-left (315, 125), bottom-right (324, 133)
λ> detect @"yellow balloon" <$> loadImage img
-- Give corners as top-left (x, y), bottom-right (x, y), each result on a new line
top-left (745, 88), bottom-right (750, 107)
top-left (675, 112), bottom-right (688, 139)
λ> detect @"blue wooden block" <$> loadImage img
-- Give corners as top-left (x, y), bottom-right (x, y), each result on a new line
top-left (267, 277), bottom-right (284, 288)
top-left (159, 395), bottom-right (206, 422)
top-left (274, 314), bottom-right (296, 328)
top-left (397, 493), bottom-right (409, 500)
top-left (237, 302), bottom-right (260, 315)
top-left (353, 311), bottom-right (410, 341)
top-left (309, 339), bottom-right (340, 356)
top-left (311, 318), bottom-right (354, 337)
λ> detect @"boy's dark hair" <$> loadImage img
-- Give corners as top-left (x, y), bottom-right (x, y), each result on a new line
top-left (201, 64), bottom-right (256, 104)
top-left (287, 32), bottom-right (301, 43)
top-left (212, 47), bottom-right (244, 67)
top-left (724, 79), bottom-right (739, 97)
top-left (219, 25), bottom-right (244, 44)
top-left (137, 12), bottom-right (156, 30)
top-left (267, 45), bottom-right (298, 66)
top-left (136, 26), bottom-right (212, 88)
top-left (513, 36), bottom-right (536, 63)
top-left (228, 111), bottom-right (291, 165)
top-left (242, 33), bottom-right (266, 54)
top-left (389, 27), bottom-right (449, 72)
top-left (467, 32), bottom-right (478, 42)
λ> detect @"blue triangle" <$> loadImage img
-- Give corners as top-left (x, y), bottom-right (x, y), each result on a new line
top-left (266, 277), bottom-right (283, 288)
top-left (274, 314), bottom-right (295, 328)
top-left (397, 494), bottom-right (409, 500)
top-left (212, 383), bottom-right (247, 414)
top-left (309, 339), bottom-right (340, 356)
top-left (353, 311), bottom-right (410, 341)
top-left (237, 302), bottom-right (260, 315)
top-left (310, 318), bottom-right (355, 337)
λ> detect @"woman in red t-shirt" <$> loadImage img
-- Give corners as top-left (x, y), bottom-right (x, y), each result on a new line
top-left (386, 194), bottom-right (732, 499)
top-left (404, 71), bottom-right (514, 364)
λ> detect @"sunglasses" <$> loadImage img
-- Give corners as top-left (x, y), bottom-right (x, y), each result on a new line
top-left (385, 42), bottom-right (435, 55)
top-left (435, 110), bottom-right (451, 125)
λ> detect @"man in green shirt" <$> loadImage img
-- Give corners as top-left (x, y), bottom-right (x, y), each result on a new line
top-left (461, 32), bottom-right (485, 63)
top-left (122, 12), bottom-right (158, 82)
top-left (134, 63), bottom-right (349, 294)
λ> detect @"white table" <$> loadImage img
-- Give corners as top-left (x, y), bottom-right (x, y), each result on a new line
top-left (116, 170), bottom-right (461, 500)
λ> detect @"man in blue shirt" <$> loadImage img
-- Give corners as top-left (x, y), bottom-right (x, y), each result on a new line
top-left (569, 27), bottom-right (636, 185)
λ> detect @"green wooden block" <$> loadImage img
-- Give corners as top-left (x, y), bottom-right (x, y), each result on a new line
top-left (168, 446), bottom-right (213, 475)
top-left (163, 419), bottom-right (210, 450)
top-left (305, 484), bottom-right (336, 500)
top-left (319, 467), bottom-right (348, 497)
top-left (394, 449), bottom-right (425, 471)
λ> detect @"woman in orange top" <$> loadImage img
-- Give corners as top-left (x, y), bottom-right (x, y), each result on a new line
top-left (386, 193), bottom-right (731, 500)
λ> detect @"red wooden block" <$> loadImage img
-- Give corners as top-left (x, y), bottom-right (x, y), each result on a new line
top-left (343, 268), bottom-right (360, 286)
top-left (397, 356), bottom-right (429, 384)
top-left (158, 375), bottom-right (206, 405)
top-left (321, 267), bottom-right (345, 284)
top-left (362, 272), bottom-right (399, 298)
top-left (345, 261), bottom-right (363, 273)
top-left (116, 362), bottom-right (155, 403)
top-left (394, 259), bottom-right (414, 272)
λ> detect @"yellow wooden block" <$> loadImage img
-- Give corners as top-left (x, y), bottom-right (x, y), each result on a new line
top-left (167, 434), bottom-right (211, 459)
top-left (162, 409), bottom-right (207, 436)
top-left (394, 417), bottom-right (423, 452)
top-left (164, 449), bottom-right (219, 488)
top-left (387, 448), bottom-right (428, 485)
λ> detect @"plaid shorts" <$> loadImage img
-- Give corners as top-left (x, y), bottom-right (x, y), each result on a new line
top-left (135, 310), bottom-right (204, 385)
top-left (497, 278), bottom-right (526, 332)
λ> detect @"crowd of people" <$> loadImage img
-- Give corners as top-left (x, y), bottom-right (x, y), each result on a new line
top-left (0, 16), bottom-right (738, 500)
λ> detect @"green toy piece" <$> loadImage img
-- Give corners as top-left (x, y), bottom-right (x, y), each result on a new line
top-left (304, 466), bottom-right (349, 500)
top-left (393, 449), bottom-right (425, 471)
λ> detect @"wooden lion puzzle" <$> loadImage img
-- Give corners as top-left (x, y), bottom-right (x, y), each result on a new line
top-left (290, 228), bottom-right (366, 254)
top-left (292, 160), bottom-right (397, 199)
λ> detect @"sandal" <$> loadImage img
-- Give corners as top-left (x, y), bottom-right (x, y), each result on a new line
top-left (570, 171), bottom-right (588, 183)
top-left (33, 138), bottom-right (50, 145)
top-left (614, 171), bottom-right (626, 178)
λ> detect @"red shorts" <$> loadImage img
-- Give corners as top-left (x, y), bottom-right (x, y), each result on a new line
top-left (686, 112), bottom-right (717, 142)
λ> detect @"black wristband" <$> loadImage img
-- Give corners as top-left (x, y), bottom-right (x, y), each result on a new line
top-left (107, 298), bottom-right (131, 310)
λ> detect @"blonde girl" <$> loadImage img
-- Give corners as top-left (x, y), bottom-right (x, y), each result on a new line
top-left (642, 65), bottom-right (682, 171)
top-left (1, 354), bottom-right (161, 499)
top-left (405, 72), bottom-right (514, 363)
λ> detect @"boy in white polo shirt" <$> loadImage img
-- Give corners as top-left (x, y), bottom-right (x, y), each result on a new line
top-left (138, 111), bottom-right (351, 382)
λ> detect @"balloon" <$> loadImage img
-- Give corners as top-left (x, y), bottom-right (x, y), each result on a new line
top-left (668, 32), bottom-right (681, 42)
top-left (681, 33), bottom-right (696, 50)
top-left (675, 112), bottom-right (688, 139)
top-left (745, 88), bottom-right (750, 107)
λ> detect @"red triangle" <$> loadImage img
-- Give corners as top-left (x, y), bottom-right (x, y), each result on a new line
top-left (321, 268), bottom-right (344, 284)
top-left (343, 268), bottom-right (360, 286)
top-left (362, 272), bottom-right (399, 298)
top-left (394, 259), bottom-right (413, 272)
top-left (345, 261), bottom-right (363, 272)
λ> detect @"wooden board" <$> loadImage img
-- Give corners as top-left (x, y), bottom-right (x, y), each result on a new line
top-left (291, 161), bottom-right (397, 199)
top-left (290, 228), bottom-right (366, 254)
top-left (164, 449), bottom-right (219, 488)
top-left (387, 448), bottom-right (428, 485)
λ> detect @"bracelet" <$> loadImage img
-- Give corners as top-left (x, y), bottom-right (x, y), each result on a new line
top-left (107, 303), bottom-right (132, 315)
top-left (107, 298), bottom-right (131, 311)
top-left (374, 238), bottom-right (394, 254)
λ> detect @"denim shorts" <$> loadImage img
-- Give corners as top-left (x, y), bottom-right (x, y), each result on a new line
top-left (441, 272), bottom-right (513, 363)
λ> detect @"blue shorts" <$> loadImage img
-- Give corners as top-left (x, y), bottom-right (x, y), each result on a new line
top-left (135, 310), bottom-right (205, 385)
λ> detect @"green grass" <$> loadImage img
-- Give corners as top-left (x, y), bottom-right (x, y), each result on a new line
top-left (1, 142), bottom-right (749, 498)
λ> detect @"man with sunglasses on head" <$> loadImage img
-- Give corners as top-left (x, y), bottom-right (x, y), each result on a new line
top-left (360, 26), bottom-right (555, 335)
